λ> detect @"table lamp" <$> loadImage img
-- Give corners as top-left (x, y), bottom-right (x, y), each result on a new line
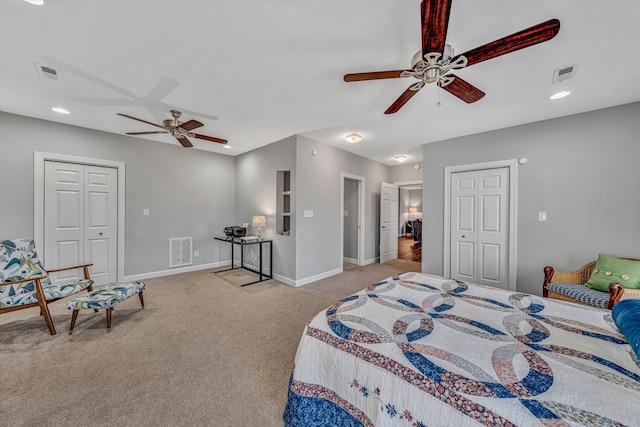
top-left (252, 216), bottom-right (266, 240)
top-left (408, 207), bottom-right (418, 220)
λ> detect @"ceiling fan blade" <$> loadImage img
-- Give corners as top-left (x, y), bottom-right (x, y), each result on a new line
top-left (126, 131), bottom-right (169, 135)
top-left (193, 133), bottom-right (228, 144)
top-left (441, 77), bottom-right (485, 103)
top-left (384, 86), bottom-right (422, 114)
top-left (179, 119), bottom-right (204, 132)
top-left (457, 19), bottom-right (560, 67)
top-left (117, 113), bottom-right (165, 129)
top-left (421, 0), bottom-right (452, 56)
top-left (344, 70), bottom-right (410, 82)
top-left (175, 136), bottom-right (193, 148)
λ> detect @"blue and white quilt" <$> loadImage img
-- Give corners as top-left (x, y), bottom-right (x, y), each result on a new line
top-left (284, 272), bottom-right (640, 426)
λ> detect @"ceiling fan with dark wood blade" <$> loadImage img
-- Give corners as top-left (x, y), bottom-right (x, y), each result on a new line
top-left (117, 110), bottom-right (227, 147)
top-left (344, 0), bottom-right (560, 114)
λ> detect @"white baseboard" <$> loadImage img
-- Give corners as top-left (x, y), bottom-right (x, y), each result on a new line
top-left (363, 257), bottom-right (378, 266)
top-left (123, 261), bottom-right (230, 282)
top-left (276, 267), bottom-right (343, 287)
top-left (343, 257), bottom-right (357, 264)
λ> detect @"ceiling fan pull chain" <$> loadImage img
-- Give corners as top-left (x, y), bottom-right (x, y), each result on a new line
top-left (437, 87), bottom-right (442, 108)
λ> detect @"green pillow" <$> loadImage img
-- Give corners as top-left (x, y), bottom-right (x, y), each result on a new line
top-left (585, 254), bottom-right (640, 292)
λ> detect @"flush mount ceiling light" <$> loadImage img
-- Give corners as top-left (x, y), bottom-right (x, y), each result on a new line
top-left (222, 145), bottom-right (231, 149)
top-left (549, 91), bottom-right (571, 100)
top-left (24, 0), bottom-right (45, 5)
top-left (51, 107), bottom-right (70, 114)
top-left (394, 155), bottom-right (408, 163)
top-left (344, 133), bottom-right (362, 143)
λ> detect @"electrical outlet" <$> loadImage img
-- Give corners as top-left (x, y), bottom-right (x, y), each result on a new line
top-left (194, 251), bottom-right (199, 258)
top-left (143, 208), bottom-right (149, 216)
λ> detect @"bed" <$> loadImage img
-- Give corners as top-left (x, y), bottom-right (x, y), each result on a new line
top-left (283, 272), bottom-right (640, 426)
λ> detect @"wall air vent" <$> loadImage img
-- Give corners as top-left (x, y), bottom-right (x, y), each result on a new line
top-left (553, 63), bottom-right (578, 83)
top-left (34, 62), bottom-right (59, 80)
top-left (169, 237), bottom-right (192, 268)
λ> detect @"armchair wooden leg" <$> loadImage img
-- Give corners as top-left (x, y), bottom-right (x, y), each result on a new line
top-left (35, 280), bottom-right (56, 335)
top-left (69, 310), bottom-right (79, 335)
top-left (106, 308), bottom-right (113, 332)
top-left (138, 291), bottom-right (145, 308)
top-left (39, 302), bottom-right (56, 335)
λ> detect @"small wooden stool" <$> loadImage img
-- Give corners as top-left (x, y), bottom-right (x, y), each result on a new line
top-left (66, 281), bottom-right (145, 333)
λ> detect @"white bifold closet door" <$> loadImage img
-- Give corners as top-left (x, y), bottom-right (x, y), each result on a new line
top-left (44, 161), bottom-right (117, 286)
top-left (450, 167), bottom-right (509, 289)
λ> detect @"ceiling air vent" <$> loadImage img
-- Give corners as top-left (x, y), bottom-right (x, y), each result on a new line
top-left (553, 63), bottom-right (578, 83)
top-left (34, 62), bottom-right (60, 80)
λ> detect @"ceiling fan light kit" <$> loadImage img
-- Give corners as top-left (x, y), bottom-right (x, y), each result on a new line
top-left (117, 109), bottom-right (228, 148)
top-left (343, 0), bottom-right (560, 114)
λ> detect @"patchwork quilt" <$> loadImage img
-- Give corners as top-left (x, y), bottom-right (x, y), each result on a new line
top-left (284, 272), bottom-right (640, 426)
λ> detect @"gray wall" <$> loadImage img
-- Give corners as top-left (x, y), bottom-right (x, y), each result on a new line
top-left (390, 161), bottom-right (423, 183)
top-left (295, 135), bottom-right (389, 280)
top-left (0, 112), bottom-right (236, 276)
top-left (343, 178), bottom-right (358, 260)
top-left (422, 102), bottom-right (640, 296)
top-left (235, 135), bottom-right (297, 279)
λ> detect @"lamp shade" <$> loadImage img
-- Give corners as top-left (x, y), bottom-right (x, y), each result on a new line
top-left (252, 216), bottom-right (266, 227)
top-left (408, 207), bottom-right (418, 213)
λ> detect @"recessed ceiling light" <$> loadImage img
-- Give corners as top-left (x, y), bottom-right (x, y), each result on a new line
top-left (344, 133), bottom-right (362, 143)
top-left (222, 145), bottom-right (231, 149)
top-left (394, 155), bottom-right (408, 163)
top-left (51, 107), bottom-right (70, 114)
top-left (549, 91), bottom-right (570, 100)
top-left (24, 0), bottom-right (45, 5)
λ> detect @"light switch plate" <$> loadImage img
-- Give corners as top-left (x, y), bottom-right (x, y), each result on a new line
top-left (143, 208), bottom-right (149, 216)
top-left (304, 210), bottom-right (314, 218)
top-left (538, 212), bottom-right (547, 221)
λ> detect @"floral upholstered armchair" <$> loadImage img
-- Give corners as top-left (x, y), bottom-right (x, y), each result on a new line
top-left (0, 238), bottom-right (94, 335)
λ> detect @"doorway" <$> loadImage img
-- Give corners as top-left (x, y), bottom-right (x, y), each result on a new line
top-left (444, 160), bottom-right (518, 290)
top-left (34, 152), bottom-right (126, 285)
top-left (341, 173), bottom-right (365, 269)
top-left (396, 182), bottom-right (423, 264)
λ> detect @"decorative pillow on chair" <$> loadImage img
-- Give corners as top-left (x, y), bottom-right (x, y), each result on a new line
top-left (585, 254), bottom-right (640, 292)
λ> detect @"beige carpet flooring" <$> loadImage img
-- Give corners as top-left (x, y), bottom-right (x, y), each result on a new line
top-left (1, 259), bottom-right (420, 427)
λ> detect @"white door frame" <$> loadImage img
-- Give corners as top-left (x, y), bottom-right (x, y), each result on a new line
top-left (34, 152), bottom-right (126, 282)
top-left (443, 159), bottom-right (518, 290)
top-left (340, 172), bottom-right (365, 267)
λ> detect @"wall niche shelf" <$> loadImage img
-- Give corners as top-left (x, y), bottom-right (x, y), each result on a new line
top-left (277, 170), bottom-right (291, 235)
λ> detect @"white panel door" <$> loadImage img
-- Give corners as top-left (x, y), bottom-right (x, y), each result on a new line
top-left (84, 165), bottom-right (117, 285)
top-left (450, 171), bottom-right (477, 282)
top-left (44, 162), bottom-right (84, 285)
top-left (450, 168), bottom-right (509, 289)
top-left (44, 161), bottom-right (117, 285)
top-left (380, 182), bottom-right (399, 263)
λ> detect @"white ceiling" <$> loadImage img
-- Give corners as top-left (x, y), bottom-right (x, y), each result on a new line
top-left (1, 0), bottom-right (639, 165)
